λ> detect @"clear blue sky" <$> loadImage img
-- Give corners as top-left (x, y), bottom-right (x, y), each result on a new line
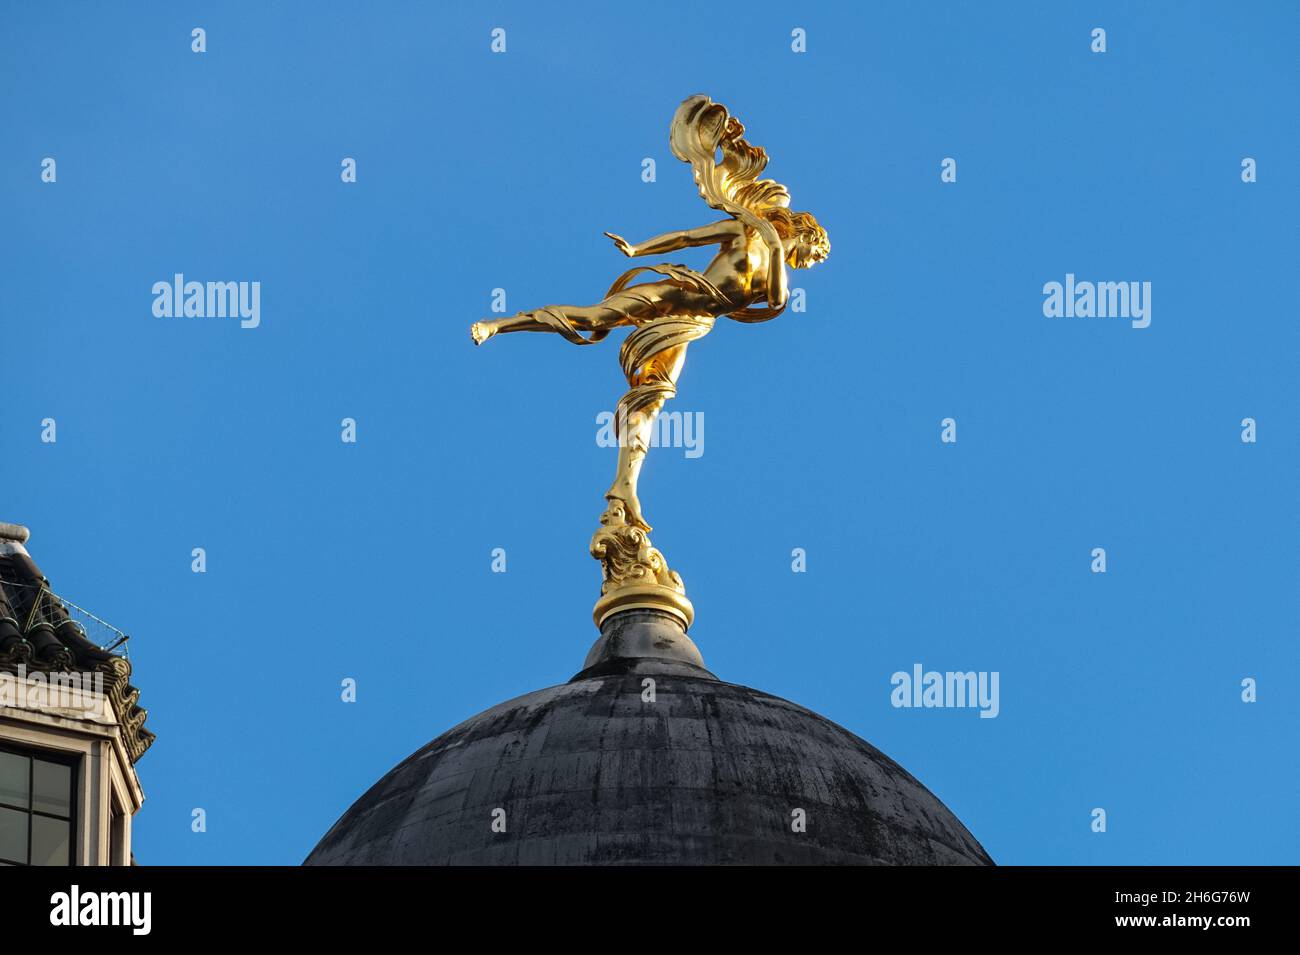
top-left (2, 1), bottom-right (1296, 865)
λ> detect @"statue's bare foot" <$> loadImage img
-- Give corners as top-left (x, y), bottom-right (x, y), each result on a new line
top-left (605, 485), bottom-right (650, 532)
top-left (471, 321), bottom-right (497, 345)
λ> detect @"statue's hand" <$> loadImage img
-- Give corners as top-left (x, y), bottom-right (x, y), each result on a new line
top-left (604, 232), bottom-right (637, 257)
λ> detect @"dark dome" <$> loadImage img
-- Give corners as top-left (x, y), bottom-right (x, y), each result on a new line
top-left (306, 612), bottom-right (992, 865)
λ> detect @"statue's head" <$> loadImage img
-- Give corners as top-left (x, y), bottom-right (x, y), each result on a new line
top-left (769, 209), bottom-right (830, 269)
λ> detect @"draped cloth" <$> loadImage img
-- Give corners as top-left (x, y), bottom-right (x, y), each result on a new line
top-left (533, 263), bottom-right (733, 424)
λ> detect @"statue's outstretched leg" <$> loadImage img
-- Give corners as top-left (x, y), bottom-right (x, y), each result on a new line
top-left (606, 344), bottom-right (687, 532)
top-left (471, 281), bottom-right (687, 345)
top-left (471, 312), bottom-right (548, 344)
top-left (472, 302), bottom-right (637, 345)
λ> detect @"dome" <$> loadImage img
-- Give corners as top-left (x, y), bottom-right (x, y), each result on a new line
top-left (306, 611), bottom-right (992, 865)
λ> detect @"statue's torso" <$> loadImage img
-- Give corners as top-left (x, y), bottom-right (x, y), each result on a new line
top-left (703, 226), bottom-right (772, 309)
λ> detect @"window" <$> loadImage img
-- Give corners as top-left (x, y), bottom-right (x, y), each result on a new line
top-left (0, 745), bottom-right (76, 866)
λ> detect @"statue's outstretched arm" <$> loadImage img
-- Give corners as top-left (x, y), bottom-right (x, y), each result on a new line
top-left (605, 219), bottom-right (740, 258)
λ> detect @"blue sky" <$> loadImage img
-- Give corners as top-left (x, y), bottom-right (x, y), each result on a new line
top-left (2, 1), bottom-right (1297, 865)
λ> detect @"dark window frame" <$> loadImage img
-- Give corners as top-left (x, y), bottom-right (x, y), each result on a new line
top-left (0, 742), bottom-right (78, 866)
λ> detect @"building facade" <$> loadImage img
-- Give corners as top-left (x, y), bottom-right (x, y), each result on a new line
top-left (0, 523), bottom-right (152, 866)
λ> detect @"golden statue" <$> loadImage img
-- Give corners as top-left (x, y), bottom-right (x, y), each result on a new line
top-left (472, 95), bottom-right (829, 628)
